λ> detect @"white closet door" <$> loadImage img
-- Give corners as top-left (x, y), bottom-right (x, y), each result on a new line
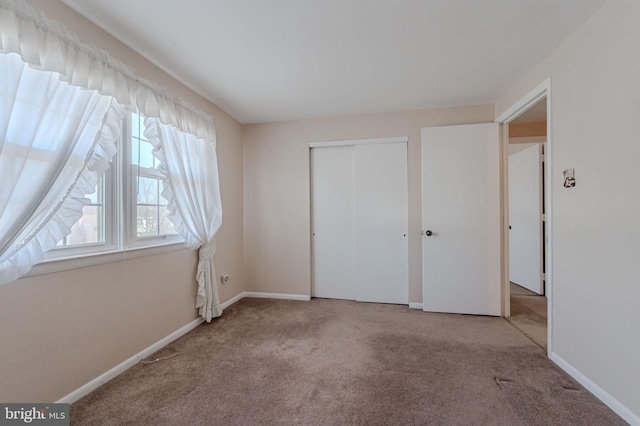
top-left (509, 144), bottom-right (543, 294)
top-left (311, 140), bottom-right (408, 304)
top-left (311, 146), bottom-right (355, 300)
top-left (355, 143), bottom-right (408, 304)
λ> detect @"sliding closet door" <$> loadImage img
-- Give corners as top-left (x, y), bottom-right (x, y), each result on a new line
top-left (311, 140), bottom-right (408, 304)
top-left (355, 143), bottom-right (408, 304)
top-left (311, 146), bottom-right (356, 300)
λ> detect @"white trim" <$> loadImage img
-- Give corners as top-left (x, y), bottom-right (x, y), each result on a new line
top-left (508, 136), bottom-right (547, 144)
top-left (409, 303), bottom-right (424, 310)
top-left (500, 124), bottom-right (511, 317)
top-left (221, 292), bottom-right (245, 309)
top-left (550, 353), bottom-right (640, 426)
top-left (495, 77), bottom-right (553, 358)
top-left (309, 136), bottom-right (407, 148)
top-left (544, 87), bottom-right (553, 358)
top-left (495, 79), bottom-right (550, 123)
top-left (243, 292), bottom-right (311, 301)
top-left (24, 243), bottom-right (189, 278)
top-left (56, 317), bottom-right (203, 404)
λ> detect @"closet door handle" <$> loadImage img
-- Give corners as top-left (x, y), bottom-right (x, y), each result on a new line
top-left (425, 230), bottom-right (433, 237)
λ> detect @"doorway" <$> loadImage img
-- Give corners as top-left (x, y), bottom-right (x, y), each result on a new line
top-left (506, 99), bottom-right (547, 349)
top-left (496, 80), bottom-right (552, 354)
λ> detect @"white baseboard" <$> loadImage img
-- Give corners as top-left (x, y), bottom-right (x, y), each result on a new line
top-left (57, 317), bottom-right (203, 404)
top-left (221, 291), bottom-right (245, 309)
top-left (550, 352), bottom-right (640, 426)
top-left (220, 291), bottom-right (310, 309)
top-left (243, 291), bottom-right (311, 301)
top-left (409, 303), bottom-right (423, 310)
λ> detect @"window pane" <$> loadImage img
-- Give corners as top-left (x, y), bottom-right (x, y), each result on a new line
top-left (131, 112), bottom-right (147, 140)
top-left (67, 206), bottom-right (102, 245)
top-left (55, 176), bottom-right (105, 248)
top-left (86, 177), bottom-right (104, 204)
top-left (139, 119), bottom-right (147, 141)
top-left (159, 206), bottom-right (176, 235)
top-left (136, 139), bottom-right (155, 169)
top-left (129, 112), bottom-right (178, 243)
top-left (137, 205), bottom-right (158, 237)
top-left (131, 137), bottom-right (140, 166)
top-left (87, 190), bottom-right (98, 204)
top-left (137, 176), bottom-right (159, 204)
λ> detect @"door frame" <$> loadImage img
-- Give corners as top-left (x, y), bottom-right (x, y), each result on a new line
top-left (495, 78), bottom-right (553, 356)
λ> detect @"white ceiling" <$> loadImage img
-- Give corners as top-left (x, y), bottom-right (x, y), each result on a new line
top-left (61, 0), bottom-right (604, 124)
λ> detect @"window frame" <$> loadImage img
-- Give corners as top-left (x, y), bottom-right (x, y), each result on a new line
top-left (43, 156), bottom-right (119, 260)
top-left (43, 113), bottom-right (184, 263)
top-left (124, 113), bottom-right (183, 249)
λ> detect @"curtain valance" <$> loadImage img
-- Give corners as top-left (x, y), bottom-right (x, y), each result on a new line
top-left (0, 0), bottom-right (216, 144)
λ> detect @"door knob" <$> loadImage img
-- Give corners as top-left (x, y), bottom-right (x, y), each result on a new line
top-left (425, 230), bottom-right (433, 236)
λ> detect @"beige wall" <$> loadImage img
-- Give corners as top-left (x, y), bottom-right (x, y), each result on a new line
top-left (496, 1), bottom-right (640, 419)
top-left (0, 0), bottom-right (245, 402)
top-left (243, 105), bottom-right (494, 303)
top-left (0, 250), bottom-right (198, 402)
top-left (509, 122), bottom-right (546, 138)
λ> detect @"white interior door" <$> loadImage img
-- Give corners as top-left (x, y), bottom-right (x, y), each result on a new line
top-left (311, 146), bottom-right (355, 300)
top-left (422, 123), bottom-right (501, 316)
top-left (355, 143), bottom-right (408, 304)
top-left (311, 140), bottom-right (408, 304)
top-left (508, 143), bottom-right (543, 294)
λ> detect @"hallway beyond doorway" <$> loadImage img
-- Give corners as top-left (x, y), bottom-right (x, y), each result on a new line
top-left (508, 282), bottom-right (547, 350)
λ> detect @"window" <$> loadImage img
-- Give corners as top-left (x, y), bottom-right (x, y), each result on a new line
top-left (0, 5), bottom-right (218, 299)
top-left (47, 112), bottom-right (182, 260)
top-left (130, 113), bottom-right (177, 240)
top-left (48, 153), bottom-right (119, 259)
top-left (56, 177), bottom-right (106, 247)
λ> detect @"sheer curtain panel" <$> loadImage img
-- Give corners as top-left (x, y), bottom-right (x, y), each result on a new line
top-left (145, 118), bottom-right (223, 322)
top-left (0, 0), bottom-right (216, 142)
top-left (0, 52), bottom-right (124, 285)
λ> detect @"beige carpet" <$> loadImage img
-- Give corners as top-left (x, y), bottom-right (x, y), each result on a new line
top-left (508, 282), bottom-right (547, 350)
top-left (71, 298), bottom-right (624, 425)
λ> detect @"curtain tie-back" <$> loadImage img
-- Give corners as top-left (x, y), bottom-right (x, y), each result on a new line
top-left (196, 239), bottom-right (222, 322)
top-left (198, 239), bottom-right (217, 263)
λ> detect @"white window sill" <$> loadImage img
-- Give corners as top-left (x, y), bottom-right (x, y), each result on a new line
top-left (24, 241), bottom-right (190, 278)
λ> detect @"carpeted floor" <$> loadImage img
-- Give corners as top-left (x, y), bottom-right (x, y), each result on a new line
top-left (509, 282), bottom-right (540, 297)
top-left (508, 282), bottom-right (547, 350)
top-left (71, 298), bottom-right (624, 425)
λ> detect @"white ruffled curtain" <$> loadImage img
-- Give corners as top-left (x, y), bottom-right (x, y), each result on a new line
top-left (0, 0), bottom-right (215, 141)
top-left (0, 0), bottom-right (223, 321)
top-left (145, 119), bottom-right (223, 322)
top-left (0, 52), bottom-right (125, 285)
